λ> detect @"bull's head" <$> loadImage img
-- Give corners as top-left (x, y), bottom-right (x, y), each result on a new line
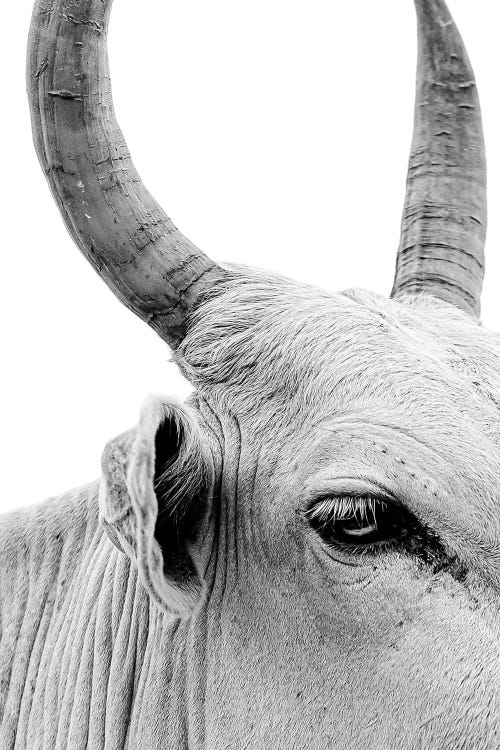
top-left (28, 0), bottom-right (500, 746)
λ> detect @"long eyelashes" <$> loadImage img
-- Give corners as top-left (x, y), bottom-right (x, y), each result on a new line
top-left (306, 495), bottom-right (386, 528)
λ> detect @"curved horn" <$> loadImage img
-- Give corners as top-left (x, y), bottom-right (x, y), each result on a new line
top-left (391, 0), bottom-right (486, 316)
top-left (27, 0), bottom-right (228, 348)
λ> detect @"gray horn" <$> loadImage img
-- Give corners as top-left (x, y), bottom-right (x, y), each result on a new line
top-left (391, 0), bottom-right (487, 316)
top-left (27, 0), bottom-right (229, 348)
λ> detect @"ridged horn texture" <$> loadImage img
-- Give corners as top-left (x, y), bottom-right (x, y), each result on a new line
top-left (27, 0), bottom-right (229, 348)
top-left (391, 0), bottom-right (487, 316)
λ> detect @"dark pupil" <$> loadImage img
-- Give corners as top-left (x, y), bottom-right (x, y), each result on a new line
top-left (334, 513), bottom-right (381, 542)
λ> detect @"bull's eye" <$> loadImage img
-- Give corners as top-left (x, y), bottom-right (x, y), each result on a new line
top-left (306, 495), bottom-right (405, 553)
top-left (305, 492), bottom-right (460, 574)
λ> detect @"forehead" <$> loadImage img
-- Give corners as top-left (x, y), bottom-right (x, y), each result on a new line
top-left (180, 273), bottom-right (500, 426)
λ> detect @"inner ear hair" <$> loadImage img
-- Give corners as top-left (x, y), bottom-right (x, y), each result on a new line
top-left (153, 404), bottom-right (211, 572)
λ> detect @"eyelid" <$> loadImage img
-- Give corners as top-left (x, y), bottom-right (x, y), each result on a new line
top-left (302, 477), bottom-right (397, 510)
top-left (307, 494), bottom-right (384, 524)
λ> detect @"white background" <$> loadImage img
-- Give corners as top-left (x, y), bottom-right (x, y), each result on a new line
top-left (1, 0), bottom-right (499, 511)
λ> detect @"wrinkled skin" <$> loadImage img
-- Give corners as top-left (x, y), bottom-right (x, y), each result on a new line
top-left (2, 273), bottom-right (499, 749)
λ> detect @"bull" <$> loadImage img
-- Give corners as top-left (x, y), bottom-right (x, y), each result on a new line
top-left (0, 0), bottom-right (499, 747)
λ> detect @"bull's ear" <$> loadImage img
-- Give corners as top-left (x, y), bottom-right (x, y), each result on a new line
top-left (99, 395), bottom-right (212, 617)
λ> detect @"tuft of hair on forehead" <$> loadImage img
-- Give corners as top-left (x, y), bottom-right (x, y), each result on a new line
top-left (175, 266), bottom-right (500, 419)
top-left (176, 266), bottom-right (355, 391)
